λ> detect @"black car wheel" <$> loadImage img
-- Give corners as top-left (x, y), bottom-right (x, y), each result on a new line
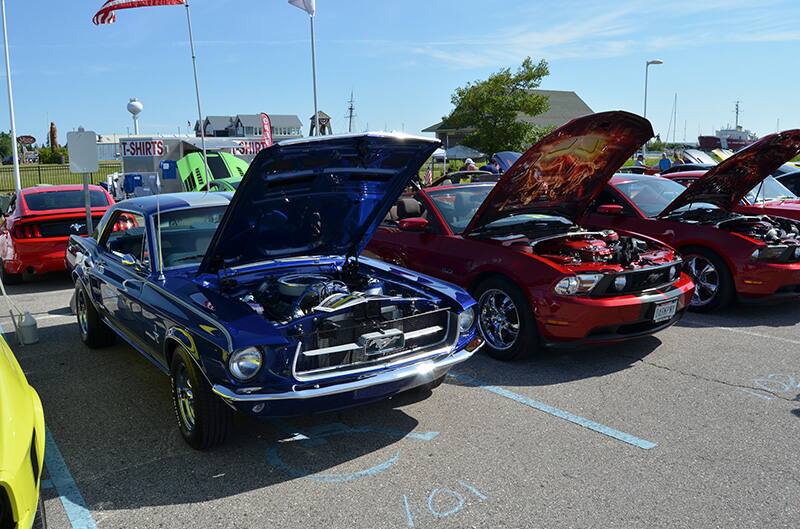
top-left (75, 284), bottom-right (116, 347)
top-left (170, 345), bottom-right (231, 450)
top-left (473, 276), bottom-right (539, 361)
top-left (0, 260), bottom-right (22, 285)
top-left (683, 247), bottom-right (734, 312)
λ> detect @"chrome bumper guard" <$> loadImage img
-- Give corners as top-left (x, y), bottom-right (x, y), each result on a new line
top-left (211, 342), bottom-right (481, 403)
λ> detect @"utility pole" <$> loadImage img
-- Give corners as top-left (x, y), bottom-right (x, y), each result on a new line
top-left (346, 90), bottom-right (356, 133)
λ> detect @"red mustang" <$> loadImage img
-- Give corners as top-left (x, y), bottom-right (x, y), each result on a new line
top-left (366, 111), bottom-right (694, 360)
top-left (582, 130), bottom-right (800, 312)
top-left (663, 171), bottom-right (800, 221)
top-left (0, 184), bottom-right (114, 283)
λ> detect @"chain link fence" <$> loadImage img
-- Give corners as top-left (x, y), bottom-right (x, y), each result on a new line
top-left (0, 163), bottom-right (122, 192)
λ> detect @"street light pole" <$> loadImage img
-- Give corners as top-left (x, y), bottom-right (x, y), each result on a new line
top-left (642, 59), bottom-right (663, 159)
top-left (1, 0), bottom-right (20, 192)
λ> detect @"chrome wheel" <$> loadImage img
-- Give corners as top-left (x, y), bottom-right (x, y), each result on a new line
top-left (478, 289), bottom-right (520, 351)
top-left (174, 363), bottom-right (196, 432)
top-left (686, 255), bottom-right (719, 307)
top-left (77, 291), bottom-right (89, 338)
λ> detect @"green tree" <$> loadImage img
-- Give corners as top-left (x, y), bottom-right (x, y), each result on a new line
top-left (38, 146), bottom-right (69, 164)
top-left (0, 131), bottom-right (11, 160)
top-left (443, 57), bottom-right (551, 154)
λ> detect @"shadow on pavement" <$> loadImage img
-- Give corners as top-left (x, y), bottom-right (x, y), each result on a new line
top-left (677, 300), bottom-right (800, 329)
top-left (14, 321), bottom-right (428, 511)
top-left (450, 335), bottom-right (661, 389)
top-left (4, 273), bottom-right (73, 295)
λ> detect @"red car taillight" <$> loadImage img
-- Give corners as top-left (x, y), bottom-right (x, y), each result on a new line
top-left (12, 222), bottom-right (42, 239)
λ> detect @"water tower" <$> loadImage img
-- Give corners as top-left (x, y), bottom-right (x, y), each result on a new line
top-left (127, 98), bottom-right (143, 135)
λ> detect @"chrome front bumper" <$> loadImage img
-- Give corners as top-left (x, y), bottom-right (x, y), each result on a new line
top-left (211, 343), bottom-right (480, 403)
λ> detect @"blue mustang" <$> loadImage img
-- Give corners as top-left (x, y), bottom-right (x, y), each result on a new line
top-left (67, 134), bottom-right (481, 449)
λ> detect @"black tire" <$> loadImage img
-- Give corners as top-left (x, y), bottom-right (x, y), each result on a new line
top-left (472, 276), bottom-right (539, 361)
top-left (0, 261), bottom-right (22, 284)
top-left (170, 346), bottom-right (231, 450)
top-left (75, 284), bottom-right (116, 347)
top-left (682, 247), bottom-right (734, 313)
top-left (32, 494), bottom-right (47, 529)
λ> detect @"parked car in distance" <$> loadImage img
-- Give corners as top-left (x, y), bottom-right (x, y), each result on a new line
top-left (664, 171), bottom-right (800, 221)
top-left (582, 130), bottom-right (800, 312)
top-left (0, 333), bottom-right (46, 529)
top-left (366, 111), bottom-right (694, 360)
top-left (776, 169), bottom-right (800, 196)
top-left (67, 134), bottom-right (480, 450)
top-left (178, 151), bottom-right (248, 192)
top-left (0, 184), bottom-right (114, 283)
top-left (659, 163), bottom-right (715, 175)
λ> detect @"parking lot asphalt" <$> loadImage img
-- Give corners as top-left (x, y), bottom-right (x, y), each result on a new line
top-left (7, 274), bottom-right (800, 529)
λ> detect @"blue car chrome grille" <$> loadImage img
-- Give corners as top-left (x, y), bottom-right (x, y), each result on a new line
top-left (294, 308), bottom-right (453, 380)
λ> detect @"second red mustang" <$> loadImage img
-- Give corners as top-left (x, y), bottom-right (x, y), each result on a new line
top-left (366, 111), bottom-right (694, 360)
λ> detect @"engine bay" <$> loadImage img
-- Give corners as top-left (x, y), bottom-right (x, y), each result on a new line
top-left (234, 267), bottom-right (440, 325)
top-left (667, 207), bottom-right (800, 245)
top-left (491, 226), bottom-right (676, 271)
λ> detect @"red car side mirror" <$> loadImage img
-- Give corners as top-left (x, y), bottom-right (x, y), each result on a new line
top-left (597, 204), bottom-right (624, 216)
top-left (398, 217), bottom-right (429, 232)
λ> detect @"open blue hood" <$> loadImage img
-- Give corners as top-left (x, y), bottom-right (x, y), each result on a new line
top-left (198, 133), bottom-right (439, 274)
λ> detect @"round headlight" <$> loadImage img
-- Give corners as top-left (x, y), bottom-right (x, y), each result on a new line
top-left (458, 307), bottom-right (475, 333)
top-left (554, 276), bottom-right (579, 295)
top-left (613, 275), bottom-right (627, 291)
top-left (229, 347), bottom-right (263, 380)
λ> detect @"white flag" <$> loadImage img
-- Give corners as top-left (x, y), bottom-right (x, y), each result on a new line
top-left (288, 0), bottom-right (315, 16)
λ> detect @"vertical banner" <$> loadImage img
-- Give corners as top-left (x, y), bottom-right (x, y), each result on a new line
top-left (260, 112), bottom-right (273, 147)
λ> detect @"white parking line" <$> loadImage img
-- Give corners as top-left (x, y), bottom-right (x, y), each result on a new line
top-left (682, 319), bottom-right (800, 346)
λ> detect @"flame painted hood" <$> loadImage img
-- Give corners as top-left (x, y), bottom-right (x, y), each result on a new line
top-left (660, 130), bottom-right (800, 217)
top-left (463, 111), bottom-right (653, 235)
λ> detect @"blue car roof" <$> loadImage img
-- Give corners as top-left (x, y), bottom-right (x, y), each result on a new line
top-left (114, 192), bottom-right (232, 216)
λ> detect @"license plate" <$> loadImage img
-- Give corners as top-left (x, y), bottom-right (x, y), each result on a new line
top-left (652, 300), bottom-right (678, 323)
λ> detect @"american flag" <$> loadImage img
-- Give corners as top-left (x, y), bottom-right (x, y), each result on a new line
top-left (93, 0), bottom-right (186, 25)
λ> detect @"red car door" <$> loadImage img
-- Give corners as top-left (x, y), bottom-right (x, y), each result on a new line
top-left (366, 194), bottom-right (448, 278)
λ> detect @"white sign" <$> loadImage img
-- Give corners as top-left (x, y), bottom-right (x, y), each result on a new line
top-left (121, 139), bottom-right (166, 157)
top-left (232, 140), bottom-right (269, 156)
top-left (67, 130), bottom-right (99, 173)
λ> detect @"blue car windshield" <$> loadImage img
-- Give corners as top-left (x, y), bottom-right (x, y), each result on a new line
top-left (157, 206), bottom-right (227, 268)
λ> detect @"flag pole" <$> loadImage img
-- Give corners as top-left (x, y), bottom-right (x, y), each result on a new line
top-left (309, 14), bottom-right (319, 136)
top-left (1, 0), bottom-right (21, 192)
top-left (184, 1), bottom-right (210, 191)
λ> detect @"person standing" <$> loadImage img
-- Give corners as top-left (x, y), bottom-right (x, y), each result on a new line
top-left (659, 152), bottom-right (672, 172)
top-left (634, 154), bottom-right (645, 167)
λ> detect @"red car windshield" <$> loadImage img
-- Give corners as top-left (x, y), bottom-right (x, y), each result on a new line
top-left (24, 190), bottom-right (109, 211)
top-left (614, 175), bottom-right (717, 217)
top-left (427, 185), bottom-right (494, 233)
top-left (744, 176), bottom-right (797, 203)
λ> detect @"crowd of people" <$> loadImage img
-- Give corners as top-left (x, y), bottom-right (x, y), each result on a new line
top-left (633, 151), bottom-right (686, 171)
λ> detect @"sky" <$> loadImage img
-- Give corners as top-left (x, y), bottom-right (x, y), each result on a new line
top-left (2, 0), bottom-right (799, 144)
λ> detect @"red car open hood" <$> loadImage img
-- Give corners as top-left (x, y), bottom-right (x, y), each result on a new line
top-left (463, 111), bottom-right (653, 235)
top-left (659, 130), bottom-right (800, 217)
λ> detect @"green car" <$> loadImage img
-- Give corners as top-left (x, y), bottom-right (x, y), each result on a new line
top-left (177, 151), bottom-right (249, 192)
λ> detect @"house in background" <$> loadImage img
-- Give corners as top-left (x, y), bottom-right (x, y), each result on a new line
top-left (423, 89), bottom-right (593, 148)
top-left (195, 113), bottom-right (303, 141)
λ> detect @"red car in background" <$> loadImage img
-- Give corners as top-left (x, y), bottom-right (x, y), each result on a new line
top-left (664, 171), bottom-right (800, 221)
top-left (582, 130), bottom-right (800, 312)
top-left (366, 111), bottom-right (694, 360)
top-left (0, 184), bottom-right (114, 283)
